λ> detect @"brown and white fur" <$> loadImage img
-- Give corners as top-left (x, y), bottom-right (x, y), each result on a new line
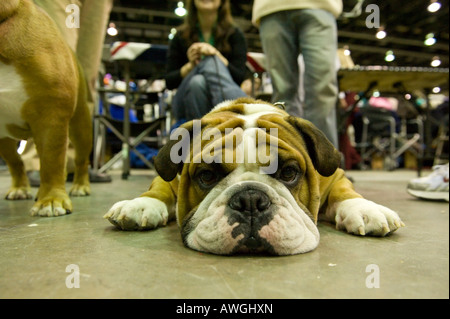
top-left (104, 98), bottom-right (404, 255)
top-left (0, 0), bottom-right (92, 216)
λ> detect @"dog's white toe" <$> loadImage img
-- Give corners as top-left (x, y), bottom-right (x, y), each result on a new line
top-left (104, 197), bottom-right (169, 230)
top-left (30, 204), bottom-right (70, 217)
top-left (335, 198), bottom-right (405, 236)
top-left (69, 184), bottom-right (91, 197)
top-left (5, 188), bottom-right (33, 200)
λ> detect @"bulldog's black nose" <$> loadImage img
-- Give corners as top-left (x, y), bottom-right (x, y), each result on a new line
top-left (228, 189), bottom-right (271, 213)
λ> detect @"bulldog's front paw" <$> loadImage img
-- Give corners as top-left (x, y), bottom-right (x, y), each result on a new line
top-left (103, 197), bottom-right (169, 230)
top-left (334, 198), bottom-right (405, 236)
top-left (31, 191), bottom-right (73, 217)
top-left (5, 187), bottom-right (33, 200)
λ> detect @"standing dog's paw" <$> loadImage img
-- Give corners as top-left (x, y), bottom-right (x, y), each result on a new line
top-left (69, 184), bottom-right (91, 196)
top-left (103, 197), bottom-right (169, 230)
top-left (335, 198), bottom-right (405, 236)
top-left (5, 187), bottom-right (33, 200)
top-left (30, 190), bottom-right (73, 217)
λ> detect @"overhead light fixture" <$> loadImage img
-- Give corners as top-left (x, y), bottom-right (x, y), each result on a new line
top-left (168, 28), bottom-right (177, 40)
top-left (424, 33), bottom-right (436, 46)
top-left (427, 1), bottom-right (441, 13)
top-left (432, 87), bottom-right (441, 94)
top-left (343, 45), bottom-right (351, 56)
top-left (431, 56), bottom-right (441, 67)
top-left (175, 2), bottom-right (187, 17)
top-left (107, 23), bottom-right (118, 36)
top-left (375, 27), bottom-right (386, 40)
top-left (385, 50), bottom-right (395, 62)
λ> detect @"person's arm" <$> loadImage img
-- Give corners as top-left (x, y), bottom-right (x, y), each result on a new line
top-left (164, 34), bottom-right (189, 90)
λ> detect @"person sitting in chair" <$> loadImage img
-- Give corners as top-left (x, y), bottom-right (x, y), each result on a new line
top-left (164, 0), bottom-right (248, 122)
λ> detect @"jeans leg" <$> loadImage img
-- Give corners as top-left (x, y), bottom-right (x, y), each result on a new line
top-left (172, 56), bottom-right (247, 121)
top-left (197, 56), bottom-right (247, 107)
top-left (185, 74), bottom-right (211, 120)
top-left (172, 72), bottom-right (211, 121)
top-left (298, 9), bottom-right (339, 148)
top-left (259, 11), bottom-right (301, 117)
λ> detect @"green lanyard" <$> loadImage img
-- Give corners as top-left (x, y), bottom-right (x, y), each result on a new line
top-left (198, 27), bottom-right (215, 46)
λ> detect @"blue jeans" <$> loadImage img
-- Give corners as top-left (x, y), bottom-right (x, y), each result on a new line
top-left (260, 9), bottom-right (339, 148)
top-left (172, 55), bottom-right (247, 121)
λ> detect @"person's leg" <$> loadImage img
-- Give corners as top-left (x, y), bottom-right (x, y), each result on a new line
top-left (196, 55), bottom-right (247, 107)
top-left (171, 69), bottom-right (209, 121)
top-left (76, 0), bottom-right (113, 114)
top-left (33, 0), bottom-right (80, 51)
top-left (259, 11), bottom-right (302, 117)
top-left (172, 56), bottom-right (247, 121)
top-left (298, 9), bottom-right (339, 148)
top-left (184, 74), bottom-right (211, 120)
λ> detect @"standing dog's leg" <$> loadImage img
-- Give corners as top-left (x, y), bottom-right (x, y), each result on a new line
top-left (0, 137), bottom-right (33, 200)
top-left (68, 63), bottom-right (92, 197)
top-left (26, 100), bottom-right (73, 217)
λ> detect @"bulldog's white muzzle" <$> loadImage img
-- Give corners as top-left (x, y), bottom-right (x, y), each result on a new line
top-left (182, 173), bottom-right (320, 255)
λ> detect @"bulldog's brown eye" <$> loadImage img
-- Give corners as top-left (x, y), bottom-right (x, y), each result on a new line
top-left (198, 170), bottom-right (219, 187)
top-left (279, 165), bottom-right (300, 185)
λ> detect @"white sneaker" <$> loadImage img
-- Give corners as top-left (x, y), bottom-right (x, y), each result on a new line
top-left (407, 163), bottom-right (449, 202)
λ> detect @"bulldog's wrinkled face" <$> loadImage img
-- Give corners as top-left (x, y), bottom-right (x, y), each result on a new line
top-left (155, 98), bottom-right (341, 255)
top-left (181, 163), bottom-right (320, 255)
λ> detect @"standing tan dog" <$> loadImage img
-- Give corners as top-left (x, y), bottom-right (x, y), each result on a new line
top-left (0, 0), bottom-right (92, 216)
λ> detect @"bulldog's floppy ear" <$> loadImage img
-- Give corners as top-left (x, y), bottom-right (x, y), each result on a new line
top-left (286, 116), bottom-right (341, 177)
top-left (154, 121), bottom-right (194, 181)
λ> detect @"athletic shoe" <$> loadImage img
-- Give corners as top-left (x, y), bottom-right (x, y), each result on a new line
top-left (407, 163), bottom-right (449, 201)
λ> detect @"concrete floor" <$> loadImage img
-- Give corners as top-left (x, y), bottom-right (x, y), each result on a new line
top-left (0, 167), bottom-right (448, 299)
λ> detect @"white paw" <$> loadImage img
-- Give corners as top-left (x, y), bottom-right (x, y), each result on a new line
top-left (5, 187), bottom-right (33, 200)
top-left (103, 197), bottom-right (169, 230)
top-left (30, 192), bottom-right (72, 217)
top-left (31, 204), bottom-right (69, 217)
top-left (69, 184), bottom-right (91, 197)
top-left (335, 198), bottom-right (405, 236)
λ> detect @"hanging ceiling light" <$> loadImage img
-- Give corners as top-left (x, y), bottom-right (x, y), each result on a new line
top-left (427, 1), bottom-right (442, 13)
top-left (343, 45), bottom-right (351, 56)
top-left (175, 2), bottom-right (187, 17)
top-left (375, 27), bottom-right (386, 40)
top-left (385, 50), bottom-right (395, 62)
top-left (431, 56), bottom-right (442, 67)
top-left (424, 33), bottom-right (437, 46)
top-left (107, 23), bottom-right (118, 36)
top-left (168, 28), bottom-right (177, 40)
top-left (432, 87), bottom-right (441, 94)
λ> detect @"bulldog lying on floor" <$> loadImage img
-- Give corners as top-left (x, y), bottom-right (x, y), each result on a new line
top-left (105, 98), bottom-right (404, 255)
top-left (0, 0), bottom-right (92, 216)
